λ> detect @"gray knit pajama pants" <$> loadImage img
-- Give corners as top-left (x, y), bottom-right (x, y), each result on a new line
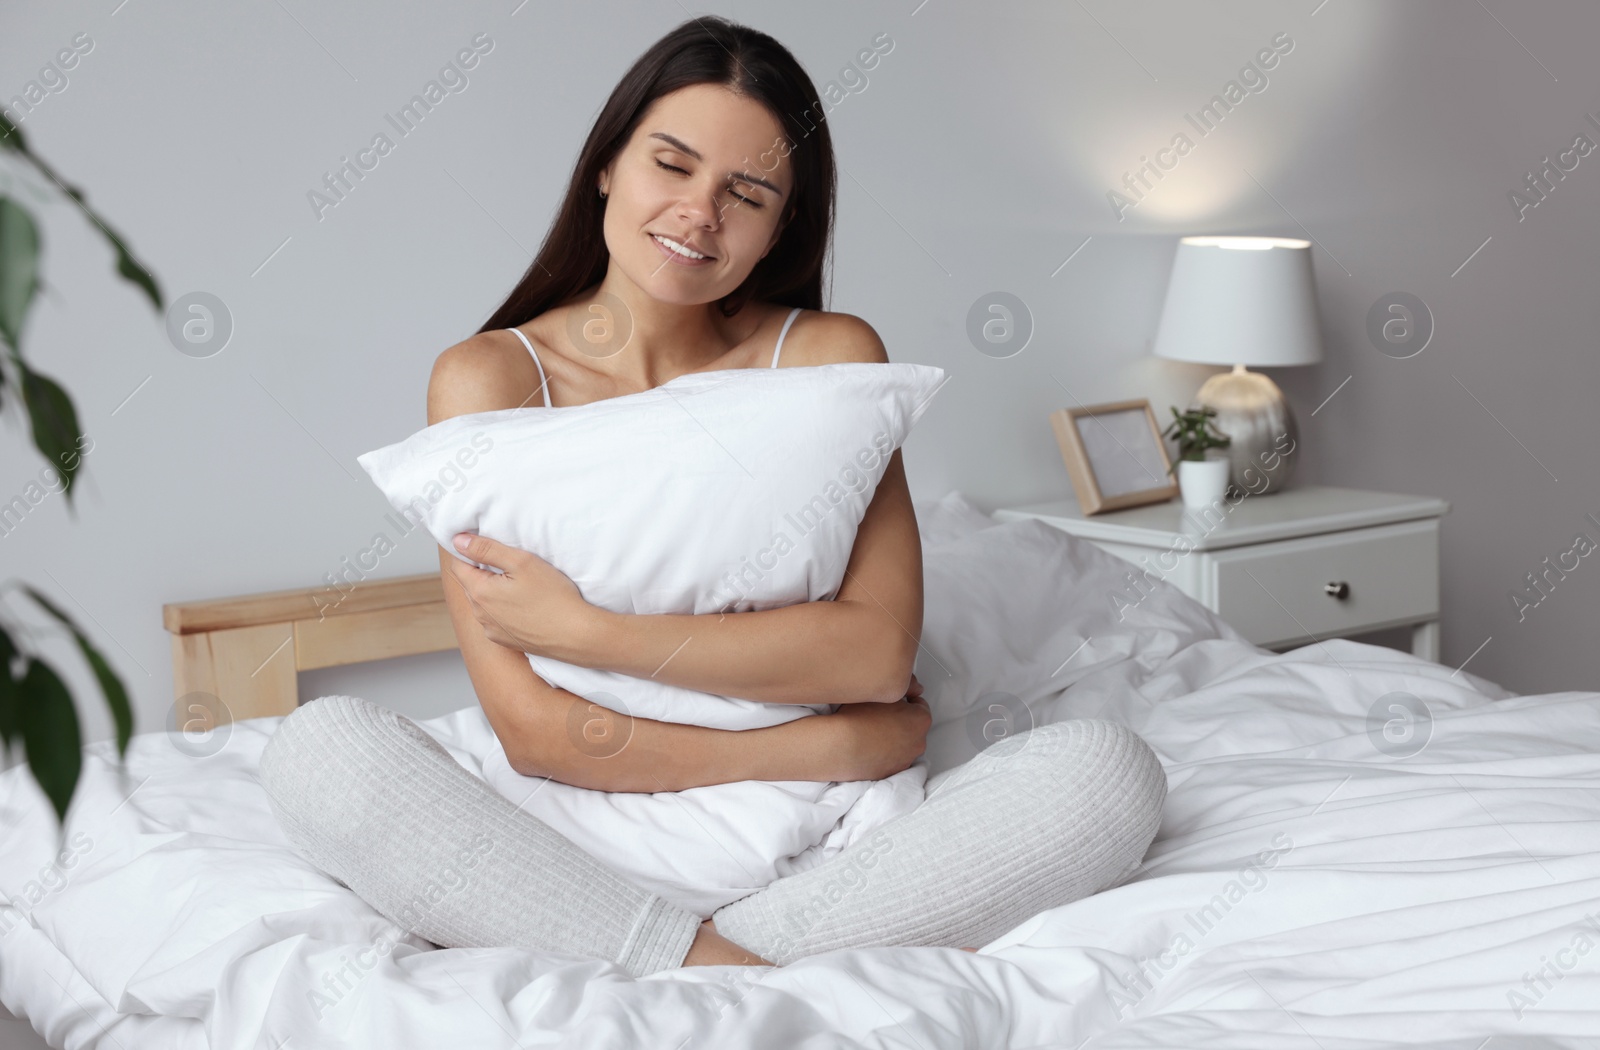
top-left (257, 695), bottom-right (1167, 977)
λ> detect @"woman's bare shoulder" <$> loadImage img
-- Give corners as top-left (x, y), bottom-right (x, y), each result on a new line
top-left (428, 329), bottom-right (543, 425)
top-left (778, 308), bottom-right (891, 367)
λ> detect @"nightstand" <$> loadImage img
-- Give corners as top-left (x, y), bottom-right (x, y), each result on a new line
top-left (993, 485), bottom-right (1450, 660)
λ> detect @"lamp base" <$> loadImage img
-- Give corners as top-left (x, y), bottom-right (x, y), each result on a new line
top-left (1191, 366), bottom-right (1298, 496)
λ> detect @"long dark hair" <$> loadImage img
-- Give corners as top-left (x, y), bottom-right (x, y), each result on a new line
top-left (478, 17), bottom-right (835, 334)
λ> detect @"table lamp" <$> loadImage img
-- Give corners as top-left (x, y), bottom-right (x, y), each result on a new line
top-left (1150, 235), bottom-right (1324, 495)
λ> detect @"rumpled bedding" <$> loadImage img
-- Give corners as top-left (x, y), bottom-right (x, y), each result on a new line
top-left (3, 495), bottom-right (1598, 1049)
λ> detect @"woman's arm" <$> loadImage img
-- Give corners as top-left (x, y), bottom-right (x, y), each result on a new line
top-left (430, 333), bottom-right (929, 789)
top-left (450, 314), bottom-right (926, 707)
top-left (572, 446), bottom-right (921, 706)
top-left (441, 545), bottom-right (853, 792)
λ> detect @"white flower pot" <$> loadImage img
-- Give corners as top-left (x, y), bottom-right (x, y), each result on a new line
top-left (1178, 458), bottom-right (1230, 509)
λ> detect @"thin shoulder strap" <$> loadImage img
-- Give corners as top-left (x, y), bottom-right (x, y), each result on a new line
top-left (505, 328), bottom-right (552, 407)
top-left (770, 306), bottom-right (803, 368)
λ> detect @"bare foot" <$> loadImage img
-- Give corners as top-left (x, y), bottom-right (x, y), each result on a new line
top-left (958, 947), bottom-right (979, 953)
top-left (682, 919), bottom-right (775, 967)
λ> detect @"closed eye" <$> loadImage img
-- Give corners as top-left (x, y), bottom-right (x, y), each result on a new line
top-left (654, 159), bottom-right (762, 208)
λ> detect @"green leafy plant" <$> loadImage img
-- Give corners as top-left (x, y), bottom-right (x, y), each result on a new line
top-left (0, 110), bottom-right (163, 826)
top-left (1162, 405), bottom-right (1231, 475)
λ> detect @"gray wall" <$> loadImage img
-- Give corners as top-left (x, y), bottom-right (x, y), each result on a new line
top-left (2, 0), bottom-right (1596, 759)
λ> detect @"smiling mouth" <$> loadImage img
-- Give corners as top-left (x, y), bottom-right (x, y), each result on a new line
top-left (650, 233), bottom-right (715, 263)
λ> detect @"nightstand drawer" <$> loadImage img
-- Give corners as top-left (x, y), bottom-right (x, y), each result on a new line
top-left (1206, 519), bottom-right (1440, 647)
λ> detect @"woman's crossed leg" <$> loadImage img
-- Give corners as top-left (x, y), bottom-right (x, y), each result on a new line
top-left (258, 695), bottom-right (1166, 974)
top-left (709, 717), bottom-right (1166, 964)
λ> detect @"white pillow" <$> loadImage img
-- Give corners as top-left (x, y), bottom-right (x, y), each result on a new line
top-left (357, 361), bottom-right (948, 731)
top-left (915, 518), bottom-right (1248, 775)
top-left (915, 489), bottom-right (996, 549)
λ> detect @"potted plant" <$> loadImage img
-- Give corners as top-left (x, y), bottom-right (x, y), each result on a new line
top-left (1163, 405), bottom-right (1231, 509)
top-left (1, 111), bottom-right (160, 827)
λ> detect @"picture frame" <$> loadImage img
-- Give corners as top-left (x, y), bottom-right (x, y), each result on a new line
top-left (1049, 398), bottom-right (1179, 515)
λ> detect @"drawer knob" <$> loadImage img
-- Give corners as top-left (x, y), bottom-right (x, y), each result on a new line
top-left (1324, 581), bottom-right (1351, 600)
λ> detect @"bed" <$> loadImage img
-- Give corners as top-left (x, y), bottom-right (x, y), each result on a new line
top-left (3, 491), bottom-right (1597, 1049)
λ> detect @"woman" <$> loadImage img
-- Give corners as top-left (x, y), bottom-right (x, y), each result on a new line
top-left (259, 16), bottom-right (1166, 975)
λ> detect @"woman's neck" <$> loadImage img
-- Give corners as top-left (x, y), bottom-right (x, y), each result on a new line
top-left (575, 278), bottom-right (757, 388)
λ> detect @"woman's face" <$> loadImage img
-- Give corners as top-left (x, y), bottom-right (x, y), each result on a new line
top-left (599, 83), bottom-right (794, 306)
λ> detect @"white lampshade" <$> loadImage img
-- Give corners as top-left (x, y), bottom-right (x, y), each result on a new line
top-left (1151, 236), bottom-right (1324, 367)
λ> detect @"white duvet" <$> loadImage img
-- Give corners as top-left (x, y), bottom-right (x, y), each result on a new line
top-left (4, 498), bottom-right (1599, 1048)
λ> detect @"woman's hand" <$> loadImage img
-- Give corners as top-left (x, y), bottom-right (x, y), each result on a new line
top-left (823, 688), bottom-right (932, 782)
top-left (445, 533), bottom-right (602, 660)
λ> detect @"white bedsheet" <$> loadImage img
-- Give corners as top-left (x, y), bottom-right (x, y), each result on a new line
top-left (5, 630), bottom-right (1599, 1048)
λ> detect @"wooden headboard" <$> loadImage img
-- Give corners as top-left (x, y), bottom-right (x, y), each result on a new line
top-left (162, 573), bottom-right (457, 725)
